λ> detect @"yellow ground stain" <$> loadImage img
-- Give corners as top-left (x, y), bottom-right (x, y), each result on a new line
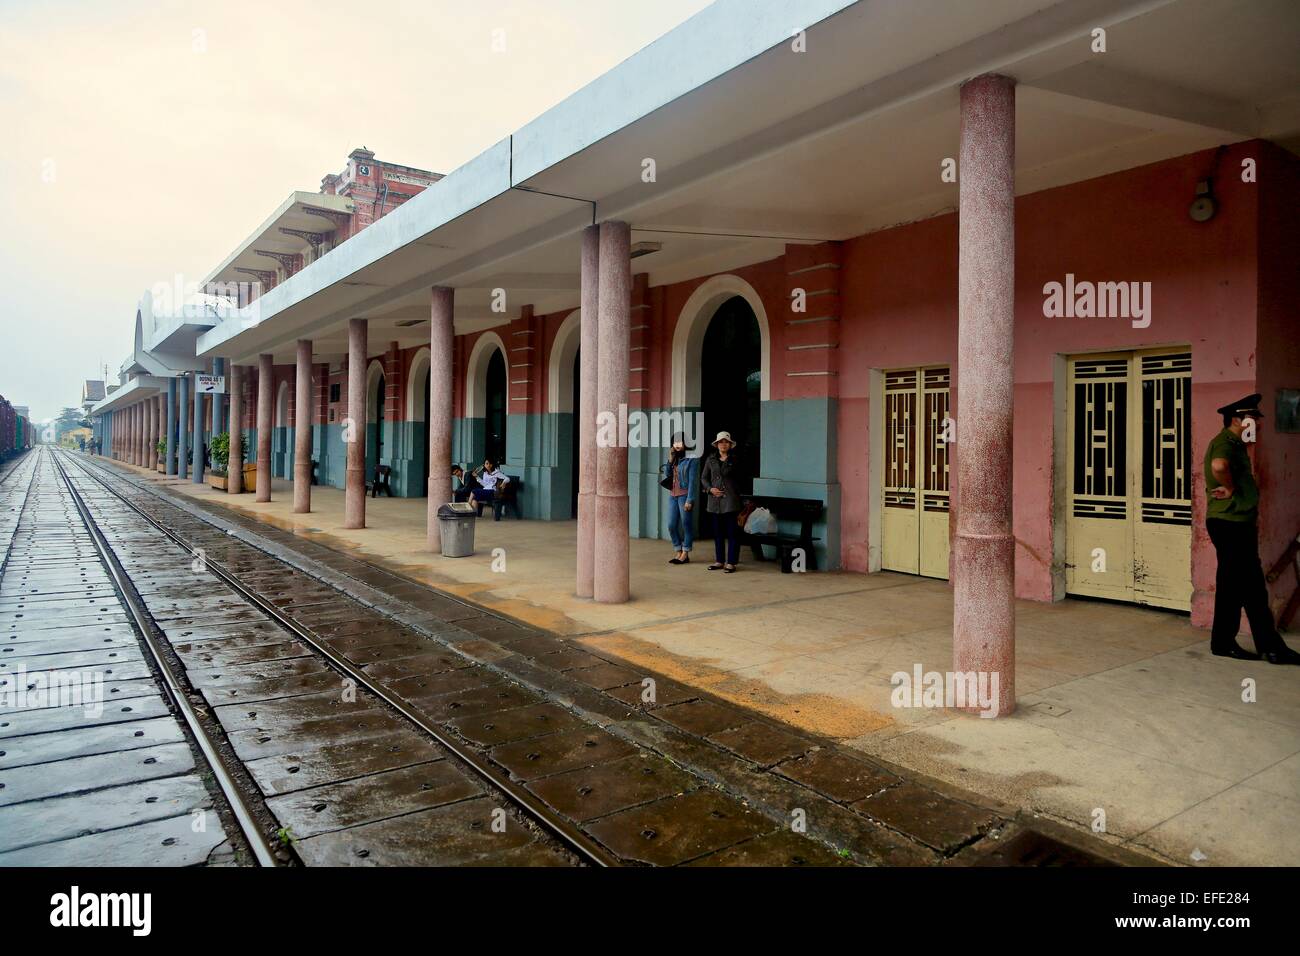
top-left (577, 631), bottom-right (895, 740)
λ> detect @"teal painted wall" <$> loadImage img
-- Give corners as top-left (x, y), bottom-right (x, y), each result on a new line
top-left (754, 397), bottom-right (840, 570)
top-left (272, 425), bottom-right (292, 479)
top-left (390, 420), bottom-right (426, 498)
top-left (628, 406), bottom-right (704, 544)
top-left (504, 412), bottom-right (575, 520)
top-left (625, 400), bottom-right (840, 569)
top-left (452, 417), bottom-right (486, 473)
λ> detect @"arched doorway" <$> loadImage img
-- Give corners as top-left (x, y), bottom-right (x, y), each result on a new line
top-left (422, 370), bottom-right (431, 493)
top-left (485, 349), bottom-right (506, 464)
top-left (570, 348), bottom-right (580, 517)
top-left (700, 296), bottom-right (761, 485)
top-left (366, 361), bottom-right (386, 480)
top-left (546, 309), bottom-right (583, 520)
top-left (406, 347), bottom-right (432, 497)
top-left (274, 381), bottom-right (290, 478)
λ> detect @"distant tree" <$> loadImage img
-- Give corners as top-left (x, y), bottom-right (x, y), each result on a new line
top-left (54, 406), bottom-right (89, 440)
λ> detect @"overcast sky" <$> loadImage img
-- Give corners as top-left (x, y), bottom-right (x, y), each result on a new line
top-left (0, 0), bottom-right (713, 422)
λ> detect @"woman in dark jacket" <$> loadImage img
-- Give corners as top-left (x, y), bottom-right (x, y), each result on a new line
top-left (700, 431), bottom-right (744, 573)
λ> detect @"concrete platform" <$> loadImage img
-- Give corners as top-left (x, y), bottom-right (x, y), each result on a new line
top-left (110, 462), bottom-right (1300, 866)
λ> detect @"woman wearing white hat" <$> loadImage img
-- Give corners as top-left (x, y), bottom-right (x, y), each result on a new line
top-left (700, 431), bottom-right (743, 572)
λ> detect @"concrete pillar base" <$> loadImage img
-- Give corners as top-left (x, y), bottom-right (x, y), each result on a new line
top-left (594, 493), bottom-right (630, 603)
top-left (576, 491), bottom-right (596, 598)
top-left (951, 530), bottom-right (1016, 716)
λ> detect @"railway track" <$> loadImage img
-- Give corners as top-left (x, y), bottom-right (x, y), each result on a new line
top-left (43, 447), bottom-right (608, 866)
top-left (1, 449), bottom-right (239, 864)
top-left (52, 447), bottom-right (864, 866)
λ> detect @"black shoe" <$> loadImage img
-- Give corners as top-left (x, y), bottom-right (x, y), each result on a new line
top-left (1263, 646), bottom-right (1300, 666)
top-left (1211, 644), bottom-right (1261, 661)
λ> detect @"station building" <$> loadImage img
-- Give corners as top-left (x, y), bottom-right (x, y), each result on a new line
top-left (91, 0), bottom-right (1300, 716)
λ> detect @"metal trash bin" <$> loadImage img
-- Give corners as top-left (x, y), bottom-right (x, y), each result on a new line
top-left (437, 501), bottom-right (478, 557)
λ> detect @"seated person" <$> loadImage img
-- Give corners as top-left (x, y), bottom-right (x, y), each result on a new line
top-left (470, 458), bottom-right (510, 516)
top-left (451, 464), bottom-right (479, 503)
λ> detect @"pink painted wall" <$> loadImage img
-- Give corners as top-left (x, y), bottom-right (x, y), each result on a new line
top-left (1255, 142), bottom-right (1300, 624)
top-left (837, 143), bottom-right (1269, 625)
top-left (438, 140), bottom-right (1293, 629)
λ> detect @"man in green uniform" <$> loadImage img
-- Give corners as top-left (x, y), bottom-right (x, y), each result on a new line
top-left (1204, 394), bottom-right (1299, 664)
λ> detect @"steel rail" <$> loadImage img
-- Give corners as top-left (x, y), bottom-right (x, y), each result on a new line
top-left (0, 448), bottom-right (35, 485)
top-left (60, 450), bottom-right (620, 868)
top-left (50, 449), bottom-right (282, 868)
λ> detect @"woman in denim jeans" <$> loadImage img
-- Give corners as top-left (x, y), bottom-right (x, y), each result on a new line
top-left (663, 433), bottom-right (700, 564)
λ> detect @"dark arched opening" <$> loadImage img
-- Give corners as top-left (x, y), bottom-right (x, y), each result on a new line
top-left (422, 369), bottom-right (431, 494)
top-left (700, 295), bottom-right (760, 490)
top-left (368, 372), bottom-right (386, 478)
top-left (485, 349), bottom-right (507, 464)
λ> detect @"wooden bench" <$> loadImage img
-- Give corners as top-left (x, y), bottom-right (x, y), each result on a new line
top-left (476, 476), bottom-right (523, 520)
top-left (739, 495), bottom-right (824, 572)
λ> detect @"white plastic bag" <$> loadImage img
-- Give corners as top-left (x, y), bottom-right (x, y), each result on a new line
top-left (745, 507), bottom-right (777, 535)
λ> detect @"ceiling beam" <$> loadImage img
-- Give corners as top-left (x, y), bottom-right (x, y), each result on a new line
top-left (1022, 62), bottom-right (1256, 140)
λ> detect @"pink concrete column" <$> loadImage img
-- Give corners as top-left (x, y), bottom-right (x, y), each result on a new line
top-left (293, 340), bottom-right (313, 514)
top-left (256, 354), bottom-right (273, 502)
top-left (134, 403), bottom-right (143, 466)
top-left (150, 396), bottom-right (159, 468)
top-left (144, 398), bottom-right (154, 469)
top-left (344, 318), bottom-right (367, 529)
top-left (229, 364), bottom-right (244, 494)
top-left (953, 73), bottom-right (1016, 717)
top-left (427, 288), bottom-right (454, 551)
top-left (576, 224), bottom-right (600, 597)
top-left (594, 221), bottom-right (630, 604)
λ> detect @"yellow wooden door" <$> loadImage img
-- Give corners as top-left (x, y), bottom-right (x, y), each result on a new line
top-left (1065, 350), bottom-right (1191, 611)
top-left (1134, 351), bottom-right (1193, 610)
top-left (882, 366), bottom-right (950, 579)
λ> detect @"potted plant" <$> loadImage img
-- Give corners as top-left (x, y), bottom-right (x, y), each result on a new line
top-left (155, 438), bottom-right (167, 472)
top-left (209, 432), bottom-right (233, 490)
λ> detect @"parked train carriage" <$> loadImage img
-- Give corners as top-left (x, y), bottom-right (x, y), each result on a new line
top-left (0, 396), bottom-right (13, 461)
top-left (0, 396), bottom-right (31, 461)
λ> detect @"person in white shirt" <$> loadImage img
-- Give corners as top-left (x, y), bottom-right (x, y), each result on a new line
top-left (471, 458), bottom-right (510, 518)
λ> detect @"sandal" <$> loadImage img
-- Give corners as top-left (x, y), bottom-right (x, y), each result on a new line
top-left (708, 563), bottom-right (725, 570)
top-left (669, 556), bottom-right (683, 565)
top-left (723, 565), bottom-right (736, 573)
